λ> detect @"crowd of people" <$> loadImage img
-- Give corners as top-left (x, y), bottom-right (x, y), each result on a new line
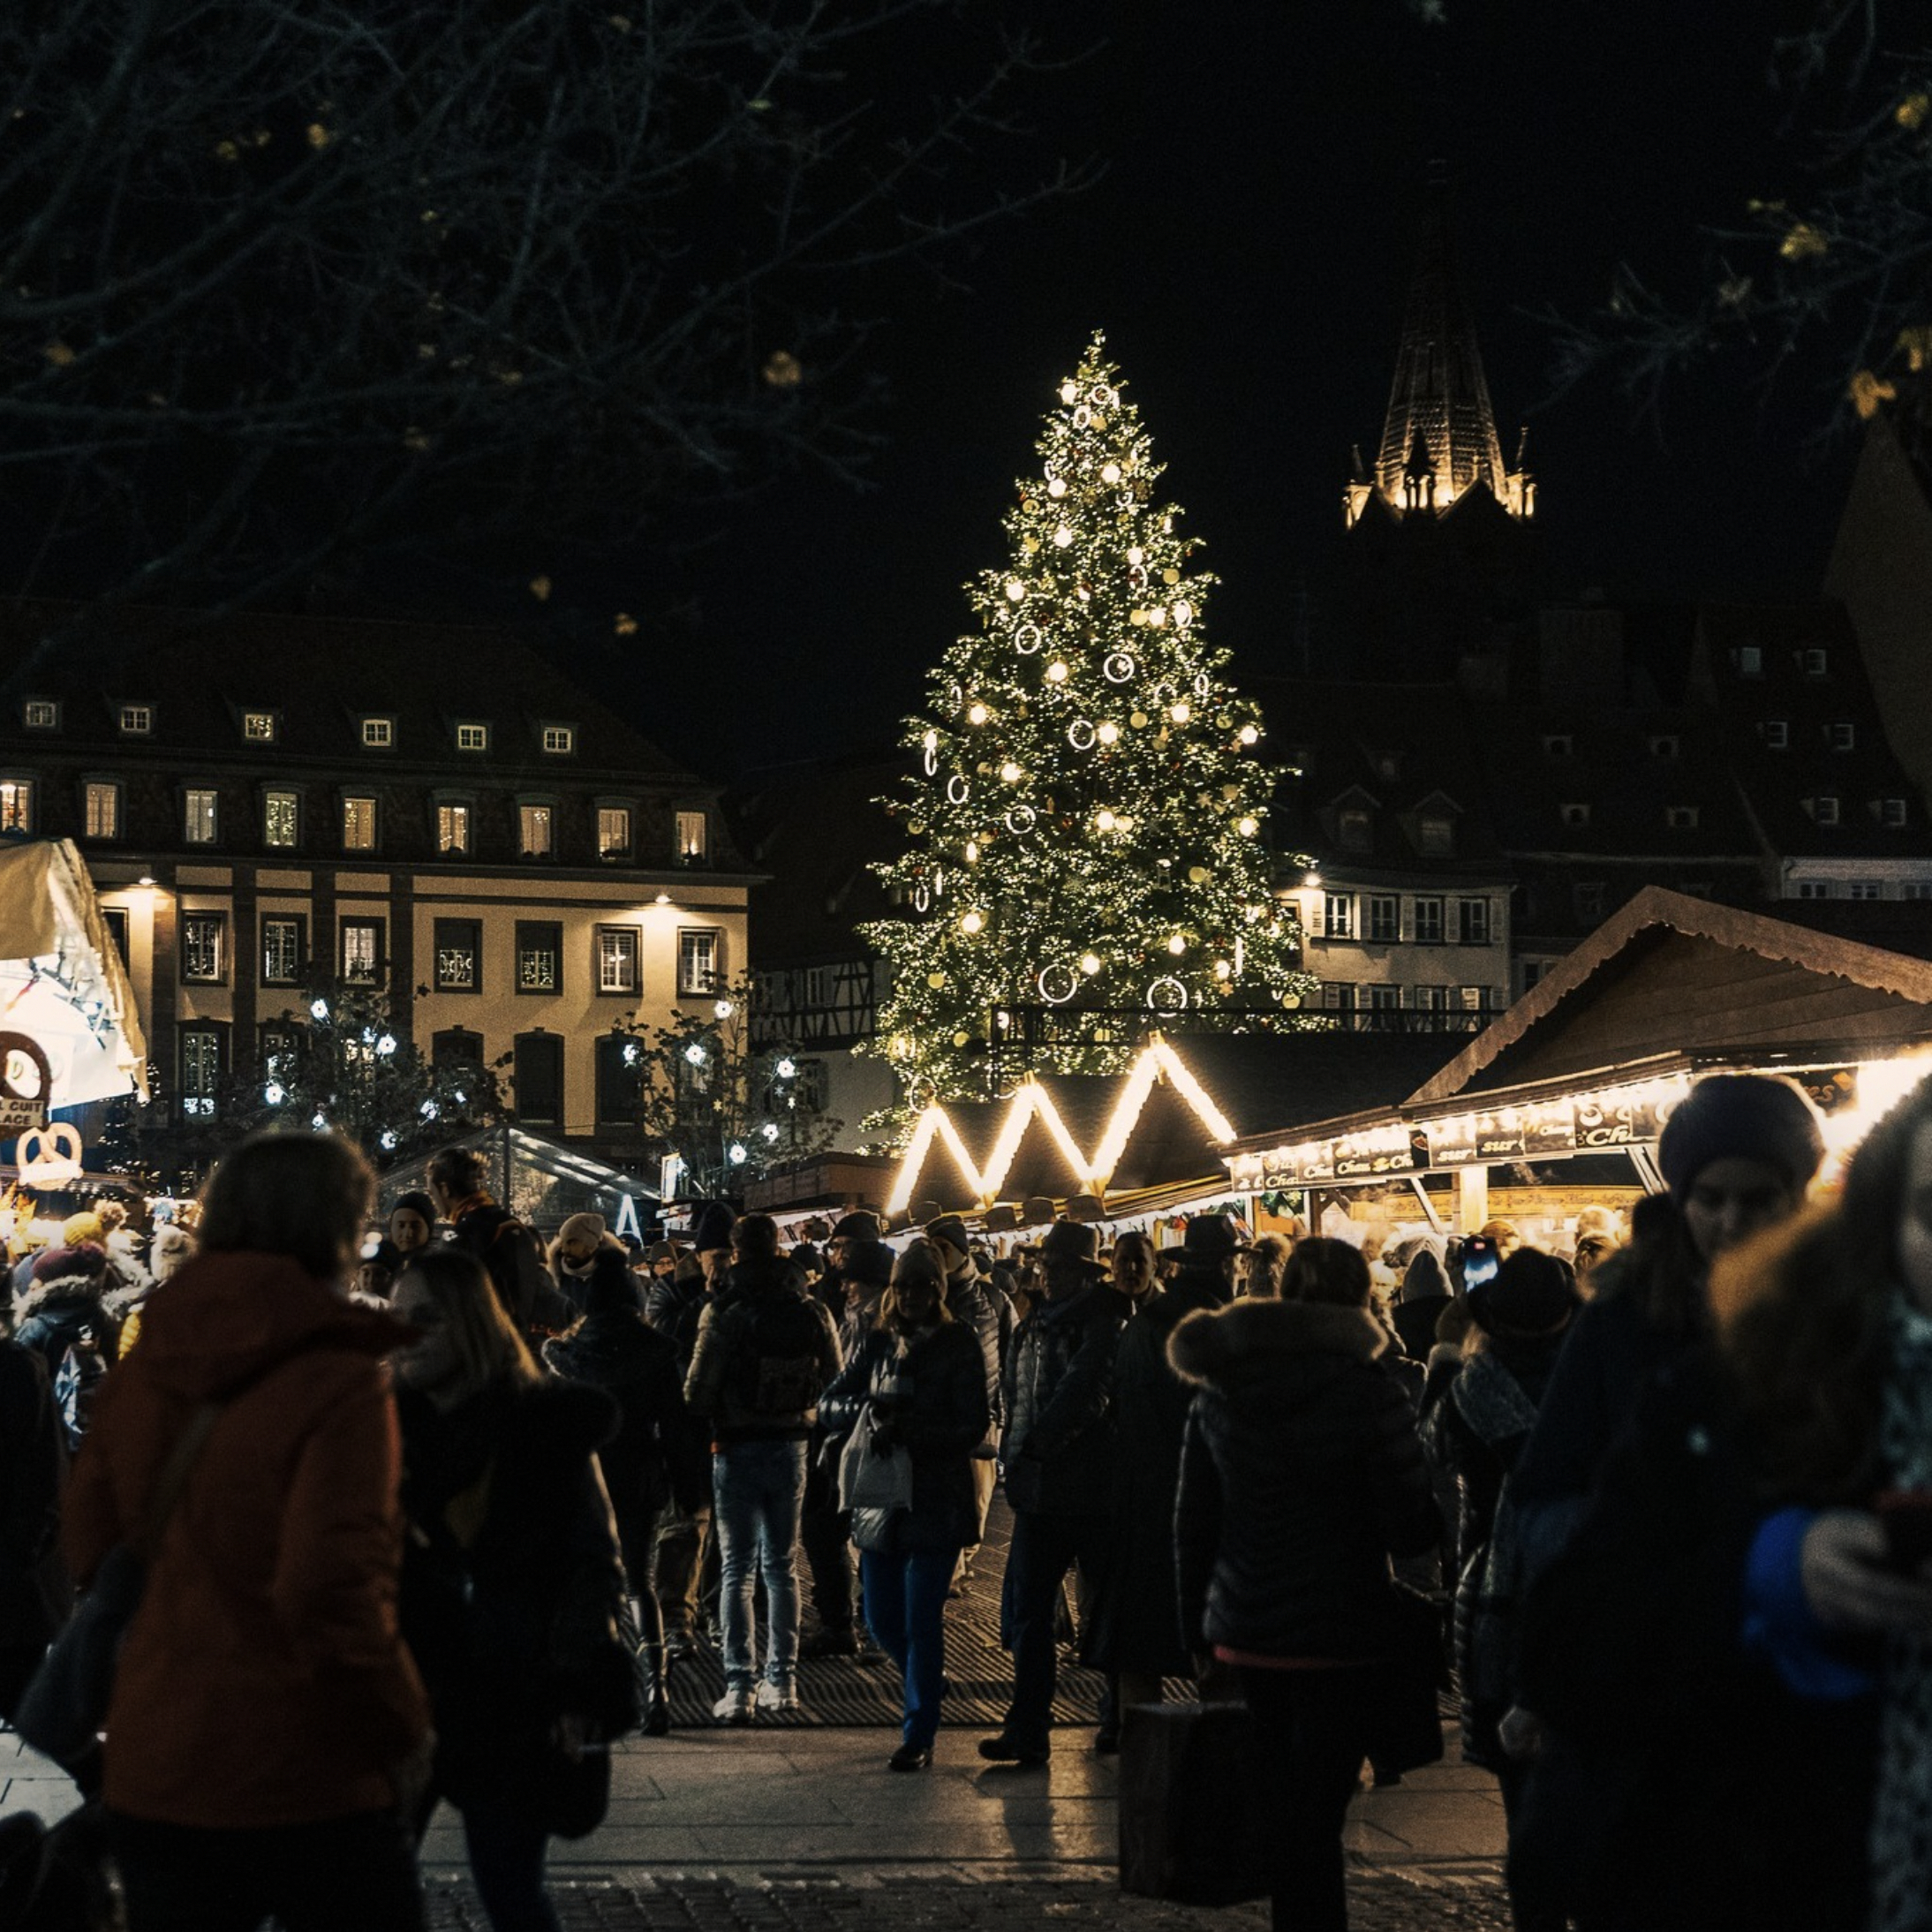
top-left (2, 1072), bottom-right (1930, 1930)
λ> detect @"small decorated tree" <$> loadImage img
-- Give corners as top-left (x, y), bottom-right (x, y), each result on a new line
top-left (861, 332), bottom-right (1315, 1108)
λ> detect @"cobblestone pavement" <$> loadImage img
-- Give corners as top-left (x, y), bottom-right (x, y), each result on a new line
top-left (425, 1867), bottom-right (1513, 1932)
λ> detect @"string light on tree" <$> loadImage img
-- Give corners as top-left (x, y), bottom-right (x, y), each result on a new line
top-left (860, 329), bottom-right (1317, 1108)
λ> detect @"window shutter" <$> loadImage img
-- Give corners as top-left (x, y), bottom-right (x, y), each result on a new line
top-left (1305, 894), bottom-right (1325, 940)
top-left (1398, 896), bottom-right (1415, 943)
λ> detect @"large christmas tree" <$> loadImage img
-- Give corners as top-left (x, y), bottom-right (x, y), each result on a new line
top-left (861, 333), bottom-right (1316, 1110)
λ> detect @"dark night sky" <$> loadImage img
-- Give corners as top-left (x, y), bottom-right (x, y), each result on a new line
top-left (602, 2), bottom-right (1863, 771)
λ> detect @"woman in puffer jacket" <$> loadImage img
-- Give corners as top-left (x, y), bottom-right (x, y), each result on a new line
top-left (818, 1240), bottom-right (987, 1772)
top-left (1170, 1236), bottom-right (1438, 1932)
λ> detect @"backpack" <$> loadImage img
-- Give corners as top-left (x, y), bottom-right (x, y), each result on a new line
top-left (730, 1292), bottom-right (827, 1418)
top-left (52, 1329), bottom-right (106, 1453)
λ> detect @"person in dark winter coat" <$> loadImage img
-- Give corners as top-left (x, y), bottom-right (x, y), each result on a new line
top-left (1513, 1076), bottom-right (1932, 1932)
top-left (1392, 1240), bottom-right (1453, 1362)
top-left (1089, 1220), bottom-right (1239, 1743)
top-left (544, 1248), bottom-right (707, 1735)
top-left (924, 1214), bottom-right (1012, 1566)
top-left (643, 1203), bottom-right (730, 1660)
top-left (12, 1242), bottom-right (121, 1382)
top-left (1501, 1074), bottom-right (1824, 1927)
top-left (683, 1214), bottom-right (842, 1721)
top-left (1170, 1236), bottom-right (1439, 1932)
top-left (819, 1240), bottom-right (989, 1770)
top-left (979, 1219), bottom-right (1126, 1767)
top-left (394, 1246), bottom-right (636, 1932)
top-left (1419, 1246), bottom-right (1577, 1916)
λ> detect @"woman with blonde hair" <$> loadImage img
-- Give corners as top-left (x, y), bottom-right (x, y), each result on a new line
top-left (1243, 1233), bottom-right (1291, 1301)
top-left (392, 1247), bottom-right (635, 1930)
top-left (818, 1239), bottom-right (987, 1770)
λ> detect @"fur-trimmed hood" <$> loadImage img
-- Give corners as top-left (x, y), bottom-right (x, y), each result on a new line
top-left (13, 1274), bottom-right (112, 1325)
top-left (1168, 1296), bottom-right (1389, 1388)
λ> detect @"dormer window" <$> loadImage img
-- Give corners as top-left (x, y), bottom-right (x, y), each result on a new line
top-left (1649, 735), bottom-right (1680, 759)
top-left (1559, 803), bottom-right (1591, 828)
top-left (1763, 720), bottom-right (1789, 750)
top-left (456, 721), bottom-right (489, 752)
top-left (117, 703), bottom-right (152, 736)
top-left (361, 716), bottom-right (395, 749)
top-left (1542, 734), bottom-right (1574, 758)
top-left (1882, 797), bottom-right (1908, 828)
top-left (1829, 721), bottom-right (1856, 751)
top-left (1665, 804), bottom-right (1700, 829)
top-left (1801, 648), bottom-right (1829, 677)
top-left (22, 699), bottom-right (58, 731)
top-left (1735, 645), bottom-right (1762, 677)
top-left (243, 710), bottom-right (277, 743)
top-left (1813, 795), bottom-right (1841, 826)
top-left (675, 810), bottom-right (709, 864)
top-left (1415, 815), bottom-right (1453, 856)
top-left (540, 724), bottom-right (576, 756)
top-left (1337, 807), bottom-right (1372, 853)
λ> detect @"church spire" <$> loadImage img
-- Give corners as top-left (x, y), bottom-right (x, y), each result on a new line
top-left (1347, 167), bottom-right (1533, 526)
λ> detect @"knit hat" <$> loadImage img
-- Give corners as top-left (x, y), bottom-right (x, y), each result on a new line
top-left (831, 1210), bottom-right (884, 1244)
top-left (61, 1212), bottom-right (104, 1247)
top-left (1398, 1244), bottom-right (1452, 1304)
top-left (689, 1201), bottom-right (736, 1256)
top-left (31, 1242), bottom-right (108, 1287)
top-left (645, 1240), bottom-right (686, 1266)
top-left (1468, 1248), bottom-right (1581, 1339)
top-left (557, 1211), bottom-right (607, 1249)
top-left (1657, 1074), bottom-right (1825, 1200)
top-left (390, 1191), bottom-right (437, 1226)
top-left (924, 1214), bottom-right (970, 1261)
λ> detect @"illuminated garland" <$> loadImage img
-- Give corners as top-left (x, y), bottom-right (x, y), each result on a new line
top-left (861, 332), bottom-right (1317, 1109)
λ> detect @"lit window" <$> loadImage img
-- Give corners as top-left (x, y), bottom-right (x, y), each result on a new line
top-left (23, 699), bottom-right (58, 730)
top-left (456, 722), bottom-right (489, 751)
top-left (1460, 898), bottom-right (1491, 946)
top-left (1458, 985), bottom-right (1485, 1010)
top-left (598, 926), bottom-right (639, 995)
top-left (518, 804), bottom-right (554, 857)
top-left (264, 790), bottom-right (298, 848)
top-left (1560, 803), bottom-right (1591, 827)
top-left (1665, 805), bottom-right (1700, 829)
top-left (1367, 895), bottom-right (1398, 943)
top-left (261, 917), bottom-right (304, 985)
top-left (179, 1030), bottom-right (222, 1118)
top-left (1736, 645), bottom-right (1762, 676)
top-left (181, 913), bottom-right (225, 984)
top-left (1413, 897), bottom-right (1444, 944)
top-left (342, 921), bottom-right (382, 984)
top-left (541, 725), bottom-right (575, 755)
top-left (677, 927), bottom-right (720, 996)
top-left (675, 810), bottom-right (708, 864)
top-left (1815, 796), bottom-right (1841, 826)
top-left (361, 717), bottom-right (394, 748)
top-left (1883, 798), bottom-right (1908, 828)
top-left (184, 789), bottom-right (217, 844)
top-left (342, 796), bottom-right (377, 851)
top-left (1763, 721), bottom-right (1788, 750)
top-left (1324, 893), bottom-right (1354, 940)
top-left (435, 803), bottom-right (470, 855)
top-left (434, 919), bottom-right (481, 992)
top-left (1415, 816), bottom-right (1453, 855)
top-left (517, 924), bottom-right (561, 993)
top-left (83, 782), bottom-right (120, 841)
top-left (597, 806), bottom-right (632, 858)
top-left (0, 780), bottom-right (35, 834)
top-left (118, 704), bottom-right (152, 736)
top-left (1829, 722), bottom-right (1855, 751)
top-left (243, 711), bottom-right (276, 743)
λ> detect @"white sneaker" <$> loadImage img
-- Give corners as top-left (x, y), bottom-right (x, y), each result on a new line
top-left (754, 1681), bottom-right (800, 1714)
top-left (713, 1687), bottom-right (755, 1724)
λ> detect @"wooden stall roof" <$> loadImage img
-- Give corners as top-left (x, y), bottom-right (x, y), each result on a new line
top-left (1410, 887), bottom-right (1932, 1107)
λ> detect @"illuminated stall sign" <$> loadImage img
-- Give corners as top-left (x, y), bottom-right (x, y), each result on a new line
top-left (0, 1032), bottom-right (51, 1134)
top-left (1426, 1118), bottom-right (1481, 1167)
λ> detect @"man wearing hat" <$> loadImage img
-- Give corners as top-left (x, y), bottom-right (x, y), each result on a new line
top-left (980, 1219), bottom-right (1126, 1767)
top-left (645, 1199), bottom-right (735, 1660)
top-left (923, 1214), bottom-right (1012, 1567)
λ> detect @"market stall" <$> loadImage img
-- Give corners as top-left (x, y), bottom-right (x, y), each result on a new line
top-left (377, 1123), bottom-right (658, 1241)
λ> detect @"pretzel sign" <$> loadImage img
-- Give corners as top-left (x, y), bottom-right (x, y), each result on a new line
top-left (17, 1122), bottom-right (83, 1189)
top-left (0, 1031), bottom-right (50, 1135)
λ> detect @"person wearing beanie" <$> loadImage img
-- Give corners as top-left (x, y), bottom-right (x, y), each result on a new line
top-left (13, 1242), bottom-right (119, 1384)
top-left (1497, 1075), bottom-right (1824, 1927)
top-left (388, 1192), bottom-right (440, 1259)
top-left (547, 1214), bottom-right (630, 1317)
top-left (1391, 1239), bottom-right (1453, 1361)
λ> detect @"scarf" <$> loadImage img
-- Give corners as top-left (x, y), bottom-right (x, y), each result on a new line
top-left (1870, 1293), bottom-right (1932, 1932)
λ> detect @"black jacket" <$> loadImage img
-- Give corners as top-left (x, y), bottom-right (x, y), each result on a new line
top-left (1171, 1297), bottom-right (1438, 1660)
top-left (942, 1262), bottom-right (1008, 1451)
top-left (1090, 1264), bottom-right (1230, 1677)
top-left (643, 1260), bottom-right (710, 1371)
top-left (12, 1277), bottom-right (119, 1379)
top-left (397, 1378), bottom-right (636, 1813)
top-left (683, 1256), bottom-right (842, 1445)
top-left (1001, 1278), bottom-right (1126, 1519)
top-left (543, 1309), bottom-right (706, 1575)
top-left (819, 1319), bottom-right (989, 1556)
top-left (0, 1340), bottom-right (64, 1647)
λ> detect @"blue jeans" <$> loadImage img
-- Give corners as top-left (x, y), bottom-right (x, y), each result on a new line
top-left (713, 1440), bottom-right (808, 1692)
top-left (861, 1547), bottom-right (958, 1749)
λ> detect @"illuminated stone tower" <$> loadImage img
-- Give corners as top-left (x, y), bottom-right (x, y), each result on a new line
top-left (1340, 170), bottom-right (1536, 684)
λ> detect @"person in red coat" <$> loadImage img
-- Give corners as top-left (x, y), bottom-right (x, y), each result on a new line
top-left (64, 1129), bottom-right (431, 1932)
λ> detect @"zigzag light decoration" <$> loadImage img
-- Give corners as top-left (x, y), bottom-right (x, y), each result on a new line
top-left (886, 1038), bottom-right (1239, 1219)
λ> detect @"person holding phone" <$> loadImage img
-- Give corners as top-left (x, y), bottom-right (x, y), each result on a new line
top-left (1513, 1073), bottom-right (1932, 1930)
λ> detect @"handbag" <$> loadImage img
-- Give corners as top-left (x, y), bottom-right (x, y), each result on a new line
top-left (15, 1401), bottom-right (223, 1763)
top-left (1364, 1579), bottom-right (1447, 1778)
top-left (538, 1733), bottom-right (612, 1840)
top-left (1117, 1700), bottom-right (1269, 1904)
top-left (835, 1403), bottom-right (914, 1513)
